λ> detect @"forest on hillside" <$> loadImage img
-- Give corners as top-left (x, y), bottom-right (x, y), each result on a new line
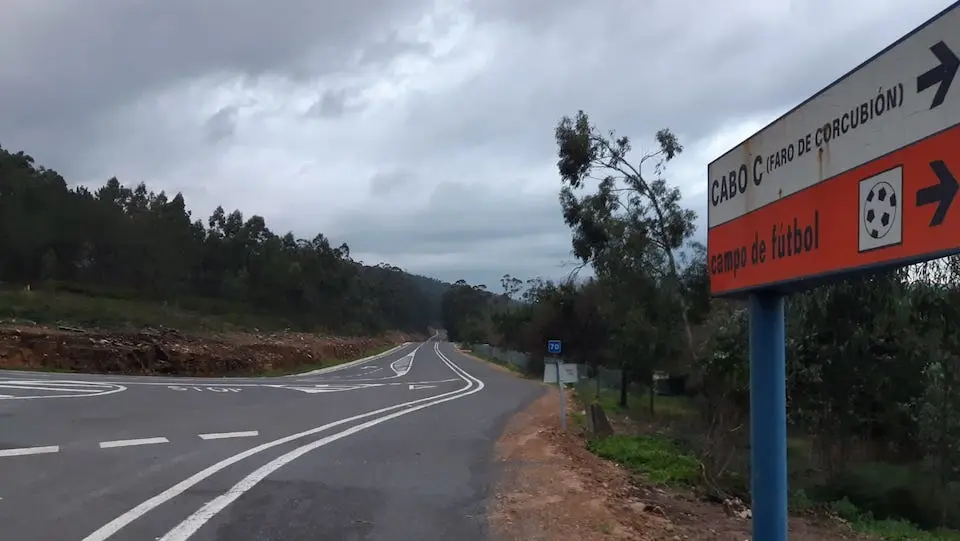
top-left (0, 145), bottom-right (448, 333)
top-left (441, 111), bottom-right (960, 538)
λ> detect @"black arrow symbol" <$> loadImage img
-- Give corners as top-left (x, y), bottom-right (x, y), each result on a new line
top-left (917, 41), bottom-right (959, 110)
top-left (916, 160), bottom-right (959, 227)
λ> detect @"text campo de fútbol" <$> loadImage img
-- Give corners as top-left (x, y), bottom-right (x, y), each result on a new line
top-left (709, 211), bottom-right (820, 278)
top-left (711, 83), bottom-right (905, 207)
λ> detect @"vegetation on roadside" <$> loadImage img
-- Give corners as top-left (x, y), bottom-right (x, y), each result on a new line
top-left (0, 288), bottom-right (285, 332)
top-left (0, 146), bottom-right (447, 334)
top-left (259, 343), bottom-right (399, 377)
top-left (438, 111), bottom-right (960, 539)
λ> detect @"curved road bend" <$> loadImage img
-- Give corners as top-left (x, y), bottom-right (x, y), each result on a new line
top-left (0, 338), bottom-right (544, 540)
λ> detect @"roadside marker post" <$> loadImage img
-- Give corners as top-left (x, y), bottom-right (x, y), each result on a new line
top-left (546, 340), bottom-right (566, 431)
top-left (706, 4), bottom-right (960, 540)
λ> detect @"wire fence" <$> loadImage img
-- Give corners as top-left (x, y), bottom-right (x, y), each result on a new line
top-left (466, 343), bottom-right (628, 395)
top-left (466, 343), bottom-right (686, 401)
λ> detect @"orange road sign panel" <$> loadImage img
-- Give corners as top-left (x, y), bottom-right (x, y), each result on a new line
top-left (707, 2), bottom-right (960, 296)
top-left (709, 125), bottom-right (960, 296)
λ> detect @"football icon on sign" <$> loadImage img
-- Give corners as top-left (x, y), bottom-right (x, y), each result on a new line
top-left (858, 167), bottom-right (903, 253)
top-left (864, 181), bottom-right (897, 239)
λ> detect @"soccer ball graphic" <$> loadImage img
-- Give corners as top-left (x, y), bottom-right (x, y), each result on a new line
top-left (863, 180), bottom-right (898, 239)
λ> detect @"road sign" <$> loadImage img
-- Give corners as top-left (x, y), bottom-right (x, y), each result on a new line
top-left (543, 363), bottom-right (578, 384)
top-left (708, 2), bottom-right (960, 296)
top-left (547, 340), bottom-right (562, 355)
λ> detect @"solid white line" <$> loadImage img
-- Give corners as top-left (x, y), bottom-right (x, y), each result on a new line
top-left (98, 437), bottom-right (169, 449)
top-left (0, 445), bottom-right (60, 457)
top-left (158, 342), bottom-right (482, 541)
top-left (81, 340), bottom-right (468, 541)
top-left (198, 431), bottom-right (259, 440)
top-left (0, 384), bottom-right (127, 401)
top-left (293, 342), bottom-right (415, 376)
top-left (0, 384), bottom-right (104, 393)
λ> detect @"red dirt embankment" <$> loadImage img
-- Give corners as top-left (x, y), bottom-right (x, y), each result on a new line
top-left (0, 325), bottom-right (418, 376)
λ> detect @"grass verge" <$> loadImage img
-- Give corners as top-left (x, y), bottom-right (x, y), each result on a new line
top-left (0, 288), bottom-right (287, 331)
top-left (457, 345), bottom-right (530, 377)
top-left (575, 381), bottom-right (960, 541)
top-left (587, 434), bottom-right (699, 486)
top-left (827, 497), bottom-right (960, 541)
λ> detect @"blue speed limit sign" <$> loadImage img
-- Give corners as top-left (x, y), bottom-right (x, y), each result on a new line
top-left (547, 340), bottom-right (562, 355)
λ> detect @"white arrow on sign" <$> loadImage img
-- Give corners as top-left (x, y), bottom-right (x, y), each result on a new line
top-left (408, 384), bottom-right (436, 390)
top-left (708, 3), bottom-right (960, 228)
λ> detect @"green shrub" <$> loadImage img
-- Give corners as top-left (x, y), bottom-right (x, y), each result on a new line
top-left (587, 435), bottom-right (699, 486)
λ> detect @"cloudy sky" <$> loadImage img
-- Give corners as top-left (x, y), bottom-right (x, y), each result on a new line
top-left (0, 0), bottom-right (952, 290)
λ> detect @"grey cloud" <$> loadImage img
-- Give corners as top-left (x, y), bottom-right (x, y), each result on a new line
top-left (369, 168), bottom-right (417, 197)
top-left (308, 89), bottom-right (349, 118)
top-left (394, 0), bottom-right (950, 171)
top-left (0, 0), bottom-right (434, 173)
top-left (328, 179), bottom-right (577, 285)
top-left (338, 180), bottom-right (568, 255)
top-left (2, 0), bottom-right (953, 291)
top-left (204, 106), bottom-right (240, 144)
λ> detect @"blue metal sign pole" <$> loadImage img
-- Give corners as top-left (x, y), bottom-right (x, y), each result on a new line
top-left (749, 292), bottom-right (788, 541)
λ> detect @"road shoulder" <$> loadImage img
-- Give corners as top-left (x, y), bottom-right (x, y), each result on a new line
top-left (488, 388), bottom-right (672, 541)
top-left (469, 347), bottom-right (871, 541)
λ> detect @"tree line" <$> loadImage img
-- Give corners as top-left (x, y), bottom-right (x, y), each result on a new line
top-left (0, 145), bottom-right (447, 333)
top-left (440, 111), bottom-right (960, 532)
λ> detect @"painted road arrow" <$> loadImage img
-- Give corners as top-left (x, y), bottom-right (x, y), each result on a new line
top-left (917, 40), bottom-right (959, 110)
top-left (916, 159), bottom-right (959, 227)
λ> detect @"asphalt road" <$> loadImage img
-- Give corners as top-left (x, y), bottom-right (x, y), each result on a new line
top-left (0, 338), bottom-right (545, 541)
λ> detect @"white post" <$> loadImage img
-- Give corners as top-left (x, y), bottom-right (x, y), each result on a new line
top-left (557, 359), bottom-right (566, 431)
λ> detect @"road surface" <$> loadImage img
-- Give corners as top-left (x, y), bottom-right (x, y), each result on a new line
top-left (0, 338), bottom-right (544, 540)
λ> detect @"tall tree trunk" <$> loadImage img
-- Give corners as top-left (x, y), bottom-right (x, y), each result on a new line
top-left (649, 371), bottom-right (656, 415)
top-left (619, 364), bottom-right (628, 408)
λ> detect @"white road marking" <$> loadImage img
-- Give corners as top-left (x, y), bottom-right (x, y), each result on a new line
top-left (277, 384), bottom-right (375, 394)
top-left (0, 380), bottom-right (127, 400)
top-left (0, 445), bottom-right (60, 457)
top-left (0, 383), bottom-right (103, 393)
top-left (167, 386), bottom-right (242, 393)
top-left (408, 383), bottom-right (436, 390)
top-left (293, 342), bottom-right (416, 376)
top-left (198, 431), bottom-right (259, 440)
top-left (82, 341), bottom-right (478, 541)
top-left (98, 437), bottom-right (169, 449)
top-left (158, 342), bottom-right (482, 541)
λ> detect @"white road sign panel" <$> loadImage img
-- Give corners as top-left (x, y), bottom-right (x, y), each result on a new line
top-left (708, 2), bottom-right (960, 229)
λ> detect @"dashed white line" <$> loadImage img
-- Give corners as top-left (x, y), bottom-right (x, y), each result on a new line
top-left (99, 437), bottom-right (169, 449)
top-left (0, 445), bottom-right (60, 457)
top-left (157, 342), bottom-right (482, 541)
top-left (81, 341), bottom-right (478, 541)
top-left (198, 431), bottom-right (259, 440)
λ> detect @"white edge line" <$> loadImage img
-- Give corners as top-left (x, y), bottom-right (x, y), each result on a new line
top-left (292, 342), bottom-right (416, 376)
top-left (198, 431), bottom-right (259, 440)
top-left (98, 437), bottom-right (169, 449)
top-left (0, 384), bottom-right (105, 393)
top-left (0, 342), bottom-right (418, 385)
top-left (80, 339), bottom-right (462, 541)
top-left (158, 341), bottom-right (482, 541)
top-left (0, 445), bottom-right (60, 457)
top-left (0, 385), bottom-right (127, 401)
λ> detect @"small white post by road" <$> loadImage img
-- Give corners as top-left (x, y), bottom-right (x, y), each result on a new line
top-left (545, 339), bottom-right (567, 432)
top-left (556, 358), bottom-right (566, 432)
